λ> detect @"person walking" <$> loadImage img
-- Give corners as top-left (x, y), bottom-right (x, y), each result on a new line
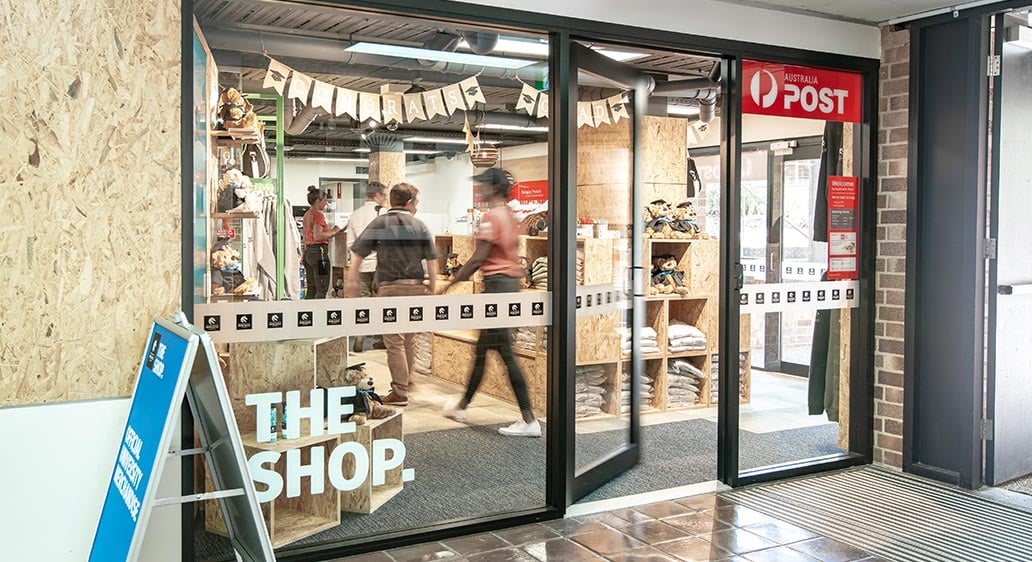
top-left (346, 183), bottom-right (438, 406)
top-left (302, 186), bottom-right (341, 299)
top-left (347, 181), bottom-right (387, 353)
top-left (442, 168), bottom-right (540, 437)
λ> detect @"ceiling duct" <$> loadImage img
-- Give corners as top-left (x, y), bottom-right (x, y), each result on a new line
top-left (459, 31), bottom-right (499, 54)
top-left (648, 77), bottom-right (719, 123)
top-left (283, 96), bottom-right (326, 136)
top-left (417, 32), bottom-right (462, 68)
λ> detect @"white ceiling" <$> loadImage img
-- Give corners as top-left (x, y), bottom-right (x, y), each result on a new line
top-left (718, 0), bottom-right (978, 24)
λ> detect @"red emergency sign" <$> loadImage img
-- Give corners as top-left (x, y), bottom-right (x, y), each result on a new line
top-left (742, 61), bottom-right (862, 123)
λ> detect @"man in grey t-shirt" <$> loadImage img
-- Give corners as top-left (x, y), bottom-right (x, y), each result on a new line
top-left (347, 183), bottom-right (437, 406)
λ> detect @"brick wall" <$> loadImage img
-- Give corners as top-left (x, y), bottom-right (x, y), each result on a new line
top-left (873, 26), bottom-right (910, 469)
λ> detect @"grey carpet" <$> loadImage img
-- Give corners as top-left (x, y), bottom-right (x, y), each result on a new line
top-left (723, 467), bottom-right (1032, 562)
top-left (195, 419), bottom-right (843, 560)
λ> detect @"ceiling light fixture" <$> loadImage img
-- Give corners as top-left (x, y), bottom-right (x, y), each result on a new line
top-left (404, 136), bottom-right (500, 145)
top-left (346, 42), bottom-right (536, 69)
top-left (404, 149), bottom-right (443, 155)
top-left (477, 123), bottom-right (550, 133)
top-left (458, 37), bottom-right (549, 57)
top-left (667, 105), bottom-right (701, 116)
top-left (594, 48), bottom-right (650, 62)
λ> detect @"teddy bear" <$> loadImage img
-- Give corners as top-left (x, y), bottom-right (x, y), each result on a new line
top-left (644, 199), bottom-right (675, 239)
top-left (444, 253), bottom-right (463, 278)
top-left (669, 201), bottom-right (702, 239)
top-left (217, 168), bottom-right (251, 212)
top-left (217, 87), bottom-right (262, 132)
top-left (335, 363), bottom-right (394, 425)
top-left (650, 254), bottom-right (690, 296)
top-left (210, 242), bottom-right (244, 295)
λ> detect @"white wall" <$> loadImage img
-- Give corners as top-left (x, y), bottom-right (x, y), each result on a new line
top-left (0, 399), bottom-right (181, 562)
top-left (281, 159), bottom-right (368, 209)
top-left (406, 154), bottom-right (476, 235)
top-left (454, 0), bottom-right (880, 59)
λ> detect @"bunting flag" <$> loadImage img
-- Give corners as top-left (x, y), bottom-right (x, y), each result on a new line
top-left (263, 58), bottom-right (291, 95)
top-left (422, 89), bottom-right (448, 119)
top-left (608, 94), bottom-right (630, 123)
top-left (335, 87), bottom-right (358, 120)
top-left (463, 114), bottom-right (476, 153)
top-left (515, 83), bottom-right (540, 115)
top-left (264, 60), bottom-right (487, 125)
top-left (310, 80), bottom-right (335, 113)
top-left (536, 93), bottom-right (549, 119)
top-left (591, 100), bottom-right (611, 126)
top-left (359, 92), bottom-right (382, 123)
top-left (381, 93), bottom-right (404, 123)
top-left (576, 102), bottom-right (594, 128)
top-left (442, 83), bottom-right (468, 115)
top-left (403, 92), bottom-right (428, 123)
top-left (287, 72), bottom-right (313, 102)
top-left (460, 76), bottom-right (486, 107)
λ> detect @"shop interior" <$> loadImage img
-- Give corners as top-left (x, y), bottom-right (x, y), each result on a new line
top-left (192, 1), bottom-right (853, 558)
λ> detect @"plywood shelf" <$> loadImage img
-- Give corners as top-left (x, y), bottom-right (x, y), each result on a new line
top-left (267, 509), bottom-right (339, 549)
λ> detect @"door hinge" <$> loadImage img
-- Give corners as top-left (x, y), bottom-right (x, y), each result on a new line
top-left (985, 238), bottom-right (997, 260)
top-left (988, 55), bottom-right (1001, 77)
top-left (982, 419), bottom-right (994, 441)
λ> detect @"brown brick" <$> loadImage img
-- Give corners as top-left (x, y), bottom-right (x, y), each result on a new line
top-left (880, 209), bottom-right (907, 224)
top-left (878, 369), bottom-right (904, 388)
top-left (872, 448), bottom-right (885, 464)
top-left (877, 401), bottom-right (903, 419)
top-left (878, 129), bottom-right (888, 144)
top-left (884, 419), bottom-right (904, 436)
top-left (879, 96), bottom-right (889, 112)
top-left (878, 161), bottom-right (889, 176)
top-left (875, 321), bottom-right (885, 336)
top-left (889, 258), bottom-right (908, 273)
top-left (890, 62), bottom-right (910, 79)
top-left (888, 160), bottom-right (907, 176)
top-left (890, 94), bottom-right (909, 110)
top-left (883, 450), bottom-right (904, 468)
top-left (882, 224), bottom-right (906, 241)
top-left (878, 273), bottom-right (905, 289)
top-left (874, 386), bottom-right (885, 401)
top-left (883, 191), bottom-right (907, 209)
top-left (879, 306), bottom-right (903, 322)
top-left (881, 177), bottom-right (907, 192)
top-left (880, 241), bottom-right (906, 256)
top-left (882, 79), bottom-right (909, 97)
top-left (876, 289), bottom-right (885, 303)
top-left (882, 28), bottom-right (910, 49)
top-left (879, 65), bottom-right (890, 81)
top-left (889, 128), bottom-right (910, 143)
top-left (883, 45), bottom-right (909, 64)
top-left (884, 289), bottom-right (906, 306)
top-left (879, 338), bottom-right (905, 355)
top-left (884, 386), bottom-right (905, 404)
top-left (881, 143), bottom-right (908, 160)
top-left (881, 109), bottom-right (908, 127)
top-left (888, 354), bottom-right (906, 371)
top-left (875, 354), bottom-right (885, 368)
top-left (877, 433), bottom-right (904, 451)
top-left (884, 321), bottom-right (905, 339)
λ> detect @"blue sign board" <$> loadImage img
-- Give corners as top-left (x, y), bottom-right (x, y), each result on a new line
top-left (89, 320), bottom-right (196, 562)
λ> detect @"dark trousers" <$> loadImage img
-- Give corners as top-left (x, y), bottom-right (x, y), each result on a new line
top-left (303, 245), bottom-right (329, 299)
top-left (352, 272), bottom-right (382, 350)
top-left (463, 275), bottom-right (532, 412)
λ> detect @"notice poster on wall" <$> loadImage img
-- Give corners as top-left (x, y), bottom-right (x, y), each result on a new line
top-left (827, 176), bottom-right (859, 280)
top-left (512, 180), bottom-right (548, 205)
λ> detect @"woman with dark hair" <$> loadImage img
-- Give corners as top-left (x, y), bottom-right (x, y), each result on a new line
top-left (302, 186), bottom-right (341, 299)
top-left (442, 168), bottom-right (539, 437)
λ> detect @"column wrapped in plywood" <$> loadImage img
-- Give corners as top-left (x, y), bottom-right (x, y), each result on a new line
top-left (0, 0), bottom-right (182, 405)
top-left (368, 150), bottom-right (405, 191)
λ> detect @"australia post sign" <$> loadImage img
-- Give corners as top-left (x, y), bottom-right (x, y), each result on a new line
top-left (743, 61), bottom-right (862, 123)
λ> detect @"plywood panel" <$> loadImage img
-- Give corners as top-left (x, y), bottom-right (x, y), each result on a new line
top-left (577, 119), bottom-right (631, 186)
top-left (643, 183), bottom-right (692, 206)
top-left (577, 183), bottom-right (631, 226)
top-left (369, 151), bottom-right (406, 189)
top-left (576, 311), bottom-right (620, 365)
top-left (642, 116), bottom-right (688, 184)
top-left (689, 240), bottom-right (720, 295)
top-left (0, 0), bottom-right (182, 405)
top-left (431, 332), bottom-right (545, 416)
top-left (231, 340), bottom-right (318, 434)
top-left (503, 155), bottom-right (548, 183)
top-left (838, 307), bottom-right (851, 449)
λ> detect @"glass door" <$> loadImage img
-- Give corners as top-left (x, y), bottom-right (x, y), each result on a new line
top-left (565, 40), bottom-right (648, 502)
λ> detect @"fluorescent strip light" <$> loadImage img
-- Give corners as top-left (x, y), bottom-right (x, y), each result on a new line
top-left (404, 149), bottom-right (442, 155)
top-left (477, 123), bottom-right (550, 133)
top-left (458, 37), bottom-right (549, 57)
top-left (352, 148), bottom-right (371, 153)
top-left (346, 42), bottom-right (536, 69)
top-left (305, 157), bottom-right (368, 162)
top-left (404, 136), bottom-right (499, 145)
top-left (593, 47), bottom-right (649, 62)
top-left (667, 105), bottom-right (701, 116)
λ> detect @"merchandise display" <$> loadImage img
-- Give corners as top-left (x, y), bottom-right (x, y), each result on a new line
top-left (668, 321), bottom-right (707, 353)
top-left (412, 332), bottom-right (433, 377)
top-left (622, 326), bottom-right (661, 356)
top-left (576, 365), bottom-right (608, 417)
top-left (710, 353), bottom-right (749, 403)
top-left (643, 199), bottom-right (708, 240)
top-left (667, 359), bottom-right (705, 407)
top-left (530, 256), bottom-right (548, 289)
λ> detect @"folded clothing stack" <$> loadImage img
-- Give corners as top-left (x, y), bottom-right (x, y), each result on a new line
top-left (621, 327), bottom-right (660, 356)
top-left (412, 332), bottom-right (433, 377)
top-left (512, 327), bottom-right (539, 352)
top-left (576, 365), bottom-right (608, 417)
top-left (620, 372), bottom-right (655, 414)
top-left (530, 256), bottom-right (548, 288)
top-left (709, 352), bottom-right (748, 403)
top-left (667, 359), bottom-right (706, 407)
top-left (668, 321), bottom-right (707, 353)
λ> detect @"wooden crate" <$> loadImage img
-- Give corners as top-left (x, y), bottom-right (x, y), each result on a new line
top-left (205, 432), bottom-right (340, 548)
top-left (339, 411), bottom-right (407, 514)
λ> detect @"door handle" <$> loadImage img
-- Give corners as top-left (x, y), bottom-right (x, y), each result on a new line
top-left (734, 263), bottom-right (744, 290)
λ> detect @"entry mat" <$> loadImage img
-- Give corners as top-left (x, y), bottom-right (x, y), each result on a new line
top-left (721, 467), bottom-right (1032, 562)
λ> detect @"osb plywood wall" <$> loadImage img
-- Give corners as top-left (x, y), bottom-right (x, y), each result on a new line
top-left (0, 0), bottom-right (182, 405)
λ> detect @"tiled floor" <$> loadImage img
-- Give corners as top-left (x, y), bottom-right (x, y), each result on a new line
top-left (329, 494), bottom-right (890, 562)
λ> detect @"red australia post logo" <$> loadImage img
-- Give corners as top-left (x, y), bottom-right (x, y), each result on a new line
top-left (743, 61), bottom-right (862, 123)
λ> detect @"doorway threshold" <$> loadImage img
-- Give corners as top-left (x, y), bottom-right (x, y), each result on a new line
top-left (566, 480), bottom-right (729, 518)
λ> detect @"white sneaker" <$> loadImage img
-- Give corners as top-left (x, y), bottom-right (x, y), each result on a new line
top-left (498, 419), bottom-right (541, 438)
top-left (443, 400), bottom-right (467, 423)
